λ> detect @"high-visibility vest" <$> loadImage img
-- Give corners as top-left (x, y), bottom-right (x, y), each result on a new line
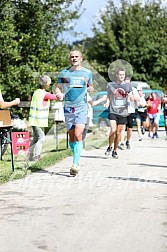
top-left (29, 89), bottom-right (50, 127)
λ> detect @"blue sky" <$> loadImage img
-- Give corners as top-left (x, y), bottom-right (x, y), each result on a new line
top-left (64, 0), bottom-right (167, 43)
top-left (64, 0), bottom-right (109, 43)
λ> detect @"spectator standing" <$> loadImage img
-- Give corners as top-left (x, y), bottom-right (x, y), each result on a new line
top-left (28, 75), bottom-right (63, 161)
top-left (56, 50), bottom-right (93, 176)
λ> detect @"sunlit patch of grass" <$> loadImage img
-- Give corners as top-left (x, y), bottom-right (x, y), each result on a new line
top-left (84, 126), bottom-right (109, 150)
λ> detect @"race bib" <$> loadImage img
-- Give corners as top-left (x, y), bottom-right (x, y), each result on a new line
top-left (114, 99), bottom-right (125, 107)
top-left (64, 106), bottom-right (75, 113)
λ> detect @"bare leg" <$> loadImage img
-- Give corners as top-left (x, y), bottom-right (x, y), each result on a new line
top-left (126, 127), bottom-right (132, 142)
top-left (136, 118), bottom-right (142, 139)
top-left (114, 124), bottom-right (124, 151)
top-left (108, 120), bottom-right (117, 148)
top-left (120, 124), bottom-right (126, 144)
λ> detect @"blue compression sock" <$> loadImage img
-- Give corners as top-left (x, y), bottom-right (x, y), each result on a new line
top-left (69, 141), bottom-right (74, 154)
top-left (73, 141), bottom-right (83, 165)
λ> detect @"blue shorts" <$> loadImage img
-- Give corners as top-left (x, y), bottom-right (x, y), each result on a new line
top-left (148, 113), bottom-right (160, 124)
top-left (64, 103), bottom-right (88, 130)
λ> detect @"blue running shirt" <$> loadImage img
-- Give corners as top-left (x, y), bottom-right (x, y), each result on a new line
top-left (58, 67), bottom-right (93, 106)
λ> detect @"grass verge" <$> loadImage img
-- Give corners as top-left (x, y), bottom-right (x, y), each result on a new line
top-left (0, 126), bottom-right (109, 184)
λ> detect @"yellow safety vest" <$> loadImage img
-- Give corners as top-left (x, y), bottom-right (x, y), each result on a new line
top-left (29, 89), bottom-right (50, 127)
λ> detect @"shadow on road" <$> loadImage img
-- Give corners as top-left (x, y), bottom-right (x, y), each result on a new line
top-left (35, 169), bottom-right (73, 177)
top-left (129, 162), bottom-right (167, 169)
top-left (108, 176), bottom-right (167, 185)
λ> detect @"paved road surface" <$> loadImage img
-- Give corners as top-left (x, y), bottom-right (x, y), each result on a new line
top-left (0, 130), bottom-right (167, 252)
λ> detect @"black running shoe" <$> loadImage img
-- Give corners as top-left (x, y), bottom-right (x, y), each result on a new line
top-left (105, 147), bottom-right (112, 156)
top-left (126, 141), bottom-right (130, 149)
top-left (112, 151), bottom-right (119, 159)
top-left (141, 127), bottom-right (145, 135)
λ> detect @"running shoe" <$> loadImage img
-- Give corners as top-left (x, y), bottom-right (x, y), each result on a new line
top-left (126, 141), bottom-right (130, 149)
top-left (70, 164), bottom-right (80, 176)
top-left (152, 133), bottom-right (155, 139)
top-left (118, 143), bottom-right (125, 150)
top-left (141, 127), bottom-right (145, 135)
top-left (112, 151), bottom-right (119, 159)
top-left (105, 147), bottom-right (112, 156)
top-left (139, 137), bottom-right (142, 141)
top-left (154, 132), bottom-right (159, 138)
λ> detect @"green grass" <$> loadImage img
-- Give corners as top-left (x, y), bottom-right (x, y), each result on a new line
top-left (84, 127), bottom-right (109, 150)
top-left (0, 126), bottom-right (109, 184)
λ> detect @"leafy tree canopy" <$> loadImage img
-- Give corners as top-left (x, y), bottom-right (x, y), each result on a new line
top-left (0, 0), bottom-right (83, 117)
top-left (84, 0), bottom-right (167, 90)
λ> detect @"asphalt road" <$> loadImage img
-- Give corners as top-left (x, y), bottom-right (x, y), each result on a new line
top-left (0, 129), bottom-right (167, 252)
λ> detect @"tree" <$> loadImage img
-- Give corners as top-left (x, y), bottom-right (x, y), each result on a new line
top-left (0, 0), bottom-right (83, 117)
top-left (84, 0), bottom-right (167, 90)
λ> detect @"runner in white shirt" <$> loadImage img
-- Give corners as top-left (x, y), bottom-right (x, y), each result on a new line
top-left (135, 85), bottom-right (148, 141)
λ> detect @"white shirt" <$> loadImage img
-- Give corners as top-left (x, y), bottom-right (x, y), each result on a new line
top-left (128, 87), bottom-right (139, 113)
top-left (136, 94), bottom-right (146, 112)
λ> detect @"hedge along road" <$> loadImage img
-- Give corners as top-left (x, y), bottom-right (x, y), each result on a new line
top-left (0, 129), bottom-right (167, 252)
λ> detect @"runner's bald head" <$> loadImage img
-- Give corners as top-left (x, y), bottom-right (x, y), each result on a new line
top-left (70, 50), bottom-right (82, 58)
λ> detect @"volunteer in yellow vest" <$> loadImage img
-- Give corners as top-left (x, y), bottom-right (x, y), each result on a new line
top-left (28, 75), bottom-right (64, 161)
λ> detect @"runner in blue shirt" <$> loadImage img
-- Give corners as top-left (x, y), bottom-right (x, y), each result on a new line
top-left (56, 50), bottom-right (93, 175)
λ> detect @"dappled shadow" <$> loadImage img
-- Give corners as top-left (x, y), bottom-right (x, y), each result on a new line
top-left (81, 155), bottom-right (108, 159)
top-left (27, 166), bottom-right (42, 172)
top-left (129, 162), bottom-right (167, 169)
top-left (89, 146), bottom-right (101, 149)
top-left (41, 148), bottom-right (68, 153)
top-left (34, 169), bottom-right (72, 177)
top-left (108, 176), bottom-right (167, 185)
top-left (0, 159), bottom-right (12, 163)
top-left (54, 172), bottom-right (73, 177)
top-left (50, 148), bottom-right (68, 152)
top-left (137, 146), bottom-right (166, 149)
